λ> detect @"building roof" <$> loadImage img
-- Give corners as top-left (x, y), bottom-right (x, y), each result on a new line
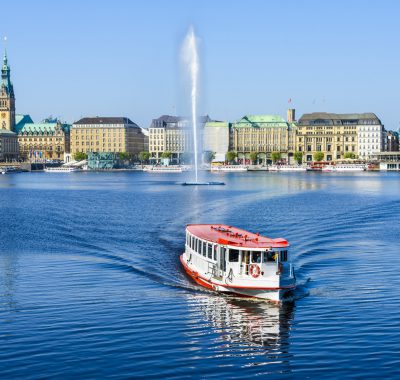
top-left (74, 117), bottom-right (138, 126)
top-left (187, 224), bottom-right (289, 249)
top-left (0, 128), bottom-right (17, 136)
top-left (150, 115), bottom-right (212, 129)
top-left (298, 112), bottom-right (382, 125)
top-left (17, 122), bottom-right (70, 135)
top-left (15, 114), bottom-right (34, 131)
top-left (234, 114), bottom-right (289, 128)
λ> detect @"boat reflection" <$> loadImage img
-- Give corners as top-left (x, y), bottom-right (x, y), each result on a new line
top-left (186, 293), bottom-right (295, 355)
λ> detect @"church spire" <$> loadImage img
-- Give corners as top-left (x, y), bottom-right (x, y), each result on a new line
top-left (1, 48), bottom-right (13, 96)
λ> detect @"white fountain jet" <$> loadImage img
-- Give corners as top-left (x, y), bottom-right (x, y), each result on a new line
top-left (181, 26), bottom-right (200, 183)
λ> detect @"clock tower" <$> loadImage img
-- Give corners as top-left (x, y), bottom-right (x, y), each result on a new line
top-left (0, 51), bottom-right (15, 131)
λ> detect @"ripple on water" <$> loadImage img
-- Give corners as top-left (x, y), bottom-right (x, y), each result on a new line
top-left (0, 172), bottom-right (400, 378)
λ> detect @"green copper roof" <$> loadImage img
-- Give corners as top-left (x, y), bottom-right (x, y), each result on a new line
top-left (234, 115), bottom-right (289, 128)
top-left (17, 122), bottom-right (71, 135)
top-left (204, 121), bottom-right (229, 128)
top-left (15, 114), bottom-right (34, 131)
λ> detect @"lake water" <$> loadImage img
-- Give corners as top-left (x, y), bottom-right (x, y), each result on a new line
top-left (1, 171), bottom-right (399, 379)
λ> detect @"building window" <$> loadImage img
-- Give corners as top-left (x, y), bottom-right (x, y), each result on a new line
top-left (307, 145), bottom-right (312, 152)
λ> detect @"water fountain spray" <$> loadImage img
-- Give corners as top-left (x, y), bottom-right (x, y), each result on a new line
top-left (182, 26), bottom-right (199, 183)
top-left (181, 27), bottom-right (224, 186)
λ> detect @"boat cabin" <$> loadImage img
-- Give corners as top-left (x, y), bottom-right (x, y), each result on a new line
top-left (185, 224), bottom-right (292, 280)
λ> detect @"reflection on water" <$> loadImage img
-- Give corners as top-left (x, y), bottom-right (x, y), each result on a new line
top-left (186, 293), bottom-right (294, 365)
top-left (0, 253), bottom-right (19, 313)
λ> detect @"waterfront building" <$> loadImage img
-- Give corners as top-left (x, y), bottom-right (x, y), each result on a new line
top-left (356, 114), bottom-right (385, 159)
top-left (16, 116), bottom-right (71, 161)
top-left (296, 113), bottom-right (384, 162)
top-left (372, 152), bottom-right (400, 171)
top-left (0, 129), bottom-right (18, 161)
top-left (71, 117), bottom-right (147, 158)
top-left (87, 152), bottom-right (118, 170)
top-left (231, 114), bottom-right (295, 164)
top-left (148, 115), bottom-right (211, 164)
top-left (386, 131), bottom-right (399, 152)
top-left (0, 52), bottom-right (18, 161)
top-left (203, 121), bottom-right (230, 162)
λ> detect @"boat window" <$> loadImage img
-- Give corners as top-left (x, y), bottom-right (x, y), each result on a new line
top-left (212, 245), bottom-right (217, 261)
top-left (229, 249), bottom-right (239, 262)
top-left (203, 241), bottom-right (207, 257)
top-left (251, 252), bottom-right (261, 263)
top-left (195, 238), bottom-right (199, 253)
top-left (207, 244), bottom-right (213, 259)
top-left (263, 251), bottom-right (278, 262)
top-left (280, 250), bottom-right (288, 262)
top-left (220, 247), bottom-right (226, 272)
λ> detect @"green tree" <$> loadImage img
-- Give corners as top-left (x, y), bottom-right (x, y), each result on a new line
top-left (344, 152), bottom-right (356, 159)
top-left (203, 151), bottom-right (215, 164)
top-left (118, 152), bottom-right (130, 161)
top-left (294, 151), bottom-right (304, 165)
top-left (271, 151), bottom-right (282, 163)
top-left (226, 151), bottom-right (237, 163)
top-left (161, 151), bottom-right (172, 159)
top-left (74, 152), bottom-right (88, 161)
top-left (138, 151), bottom-right (150, 163)
top-left (249, 152), bottom-right (258, 164)
top-left (313, 151), bottom-right (324, 162)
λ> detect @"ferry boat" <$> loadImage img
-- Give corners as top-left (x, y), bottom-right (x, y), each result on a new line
top-left (321, 164), bottom-right (366, 172)
top-left (1, 166), bottom-right (22, 174)
top-left (268, 165), bottom-right (306, 172)
top-left (210, 165), bottom-right (248, 172)
top-left (143, 166), bottom-right (186, 173)
top-left (306, 162), bottom-right (327, 171)
top-left (44, 166), bottom-right (80, 172)
top-left (180, 224), bottom-right (296, 302)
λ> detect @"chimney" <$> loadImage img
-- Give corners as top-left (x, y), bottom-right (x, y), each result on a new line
top-left (287, 108), bottom-right (295, 122)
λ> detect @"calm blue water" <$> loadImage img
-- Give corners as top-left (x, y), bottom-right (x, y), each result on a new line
top-left (1, 171), bottom-right (399, 379)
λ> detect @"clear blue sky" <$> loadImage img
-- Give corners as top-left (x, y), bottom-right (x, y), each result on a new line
top-left (2, 0), bottom-right (400, 130)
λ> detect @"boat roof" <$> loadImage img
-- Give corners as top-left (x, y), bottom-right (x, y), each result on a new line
top-left (186, 224), bottom-right (289, 249)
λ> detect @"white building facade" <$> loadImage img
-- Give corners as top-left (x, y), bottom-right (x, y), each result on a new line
top-left (202, 121), bottom-right (230, 162)
top-left (356, 114), bottom-right (385, 159)
top-left (149, 115), bottom-right (211, 164)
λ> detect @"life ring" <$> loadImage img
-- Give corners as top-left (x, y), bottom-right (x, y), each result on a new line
top-left (249, 264), bottom-right (261, 278)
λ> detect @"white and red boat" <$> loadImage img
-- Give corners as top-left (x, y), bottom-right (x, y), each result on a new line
top-left (180, 224), bottom-right (296, 302)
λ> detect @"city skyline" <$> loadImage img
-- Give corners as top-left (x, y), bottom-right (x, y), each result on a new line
top-left (2, 0), bottom-right (400, 129)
